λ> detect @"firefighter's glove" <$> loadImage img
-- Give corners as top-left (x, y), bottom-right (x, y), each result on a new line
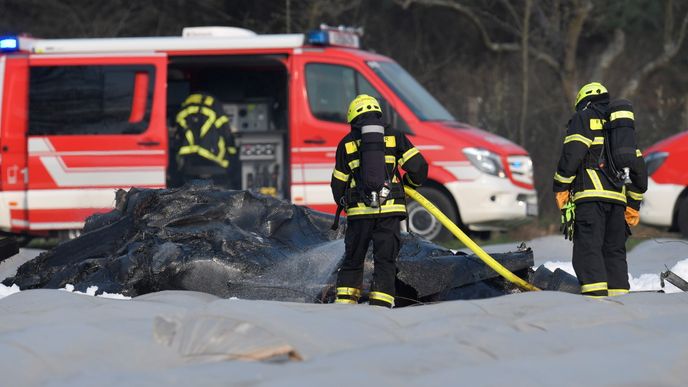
top-left (555, 191), bottom-right (570, 210)
top-left (560, 201), bottom-right (576, 241)
top-left (625, 206), bottom-right (640, 227)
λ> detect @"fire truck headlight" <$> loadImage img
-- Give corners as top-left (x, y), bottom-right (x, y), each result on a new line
top-left (463, 147), bottom-right (506, 178)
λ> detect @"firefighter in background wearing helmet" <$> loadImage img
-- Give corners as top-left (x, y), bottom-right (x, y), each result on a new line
top-left (331, 94), bottom-right (428, 308)
top-left (174, 93), bottom-right (241, 188)
top-left (553, 82), bottom-right (646, 297)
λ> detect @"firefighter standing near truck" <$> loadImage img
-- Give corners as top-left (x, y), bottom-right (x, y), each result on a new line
top-left (331, 94), bottom-right (428, 308)
top-left (173, 93), bottom-right (241, 188)
top-left (553, 82), bottom-right (647, 297)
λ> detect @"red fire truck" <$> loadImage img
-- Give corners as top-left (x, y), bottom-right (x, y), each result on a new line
top-left (0, 26), bottom-right (537, 242)
top-left (640, 131), bottom-right (688, 237)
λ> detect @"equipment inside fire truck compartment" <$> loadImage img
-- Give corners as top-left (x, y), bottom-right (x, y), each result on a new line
top-left (166, 55), bottom-right (289, 198)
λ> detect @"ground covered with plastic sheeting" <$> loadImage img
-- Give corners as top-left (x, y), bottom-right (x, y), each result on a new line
top-left (2, 290), bottom-right (688, 387)
top-left (3, 182), bottom-right (546, 304)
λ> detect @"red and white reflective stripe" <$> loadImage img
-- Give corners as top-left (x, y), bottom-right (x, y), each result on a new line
top-left (26, 188), bottom-right (119, 210)
top-left (29, 137), bottom-right (165, 187)
top-left (0, 191), bottom-right (26, 231)
top-left (291, 147), bottom-right (337, 153)
top-left (416, 145), bottom-right (444, 151)
top-left (433, 160), bottom-right (477, 181)
top-left (291, 183), bottom-right (332, 205)
top-left (292, 163), bottom-right (334, 184)
top-left (1, 189), bottom-right (121, 231)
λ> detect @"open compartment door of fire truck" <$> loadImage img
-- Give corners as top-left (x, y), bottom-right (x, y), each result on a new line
top-left (0, 55), bottom-right (30, 234)
top-left (24, 53), bottom-right (168, 234)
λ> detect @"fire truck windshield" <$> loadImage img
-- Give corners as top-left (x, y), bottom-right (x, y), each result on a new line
top-left (367, 61), bottom-right (455, 122)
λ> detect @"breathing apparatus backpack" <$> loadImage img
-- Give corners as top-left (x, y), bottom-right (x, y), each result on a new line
top-left (592, 99), bottom-right (638, 189)
top-left (590, 99), bottom-right (638, 189)
top-left (357, 124), bottom-right (391, 208)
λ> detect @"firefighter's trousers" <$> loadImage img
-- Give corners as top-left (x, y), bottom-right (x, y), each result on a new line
top-left (572, 201), bottom-right (630, 297)
top-left (335, 216), bottom-right (402, 307)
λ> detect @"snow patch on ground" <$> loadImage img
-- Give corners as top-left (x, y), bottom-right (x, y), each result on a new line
top-left (542, 257), bottom-right (688, 293)
top-left (0, 282), bottom-right (130, 300)
top-left (59, 284), bottom-right (132, 299)
top-left (0, 283), bottom-right (20, 298)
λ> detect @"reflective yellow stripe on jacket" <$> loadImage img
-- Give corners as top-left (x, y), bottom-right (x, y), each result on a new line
top-left (554, 172), bottom-right (575, 184)
top-left (346, 200), bottom-right (407, 216)
top-left (564, 134), bottom-right (592, 147)
top-left (333, 169), bottom-right (349, 182)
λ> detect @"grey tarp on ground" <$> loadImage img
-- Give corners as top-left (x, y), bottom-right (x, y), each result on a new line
top-left (1, 290), bottom-right (688, 386)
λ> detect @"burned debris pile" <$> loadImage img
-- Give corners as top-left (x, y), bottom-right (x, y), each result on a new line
top-left (5, 182), bottom-right (578, 304)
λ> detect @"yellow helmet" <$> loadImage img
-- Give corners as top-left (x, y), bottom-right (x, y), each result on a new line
top-left (574, 82), bottom-right (608, 108)
top-left (347, 94), bottom-right (382, 123)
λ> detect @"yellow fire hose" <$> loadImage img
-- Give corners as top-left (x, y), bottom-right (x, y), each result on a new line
top-left (404, 186), bottom-right (540, 292)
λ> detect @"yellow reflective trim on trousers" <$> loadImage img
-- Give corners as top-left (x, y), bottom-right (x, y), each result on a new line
top-left (608, 289), bottom-right (630, 296)
top-left (564, 134), bottom-right (592, 146)
top-left (336, 287), bottom-right (361, 298)
top-left (554, 172), bottom-right (575, 184)
top-left (385, 155), bottom-right (396, 165)
top-left (636, 149), bottom-right (642, 157)
top-left (334, 298), bottom-right (357, 304)
top-left (586, 169), bottom-right (603, 190)
top-left (399, 147), bottom-right (420, 166)
top-left (627, 191), bottom-right (643, 201)
top-left (228, 146), bottom-right (237, 155)
top-left (611, 110), bottom-right (634, 121)
top-left (348, 159), bottom-right (360, 170)
top-left (585, 295), bottom-right (608, 299)
top-left (384, 135), bottom-right (396, 148)
top-left (345, 141), bottom-right (358, 154)
top-left (589, 119), bottom-right (604, 130)
top-left (347, 204), bottom-right (407, 216)
top-left (332, 169), bottom-right (349, 182)
top-left (369, 291), bottom-right (394, 305)
top-left (581, 282), bottom-right (608, 293)
top-left (592, 136), bottom-right (604, 145)
top-left (573, 190), bottom-right (627, 203)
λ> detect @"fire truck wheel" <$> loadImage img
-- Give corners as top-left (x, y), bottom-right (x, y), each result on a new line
top-left (678, 197), bottom-right (688, 239)
top-left (406, 186), bottom-right (458, 243)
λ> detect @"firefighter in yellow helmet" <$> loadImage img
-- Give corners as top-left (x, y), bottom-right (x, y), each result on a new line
top-left (174, 93), bottom-right (240, 188)
top-left (331, 94), bottom-right (428, 307)
top-left (553, 82), bottom-right (647, 297)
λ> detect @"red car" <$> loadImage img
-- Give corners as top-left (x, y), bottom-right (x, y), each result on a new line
top-left (640, 131), bottom-right (688, 237)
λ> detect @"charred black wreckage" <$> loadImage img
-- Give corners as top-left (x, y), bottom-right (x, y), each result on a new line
top-left (5, 182), bottom-right (579, 306)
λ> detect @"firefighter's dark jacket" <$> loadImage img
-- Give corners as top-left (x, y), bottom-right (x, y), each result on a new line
top-left (176, 93), bottom-right (237, 169)
top-left (331, 127), bottom-right (428, 219)
top-left (553, 100), bottom-right (648, 210)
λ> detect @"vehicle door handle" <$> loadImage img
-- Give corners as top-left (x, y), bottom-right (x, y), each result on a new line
top-left (304, 137), bottom-right (326, 145)
top-left (137, 140), bottom-right (160, 147)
